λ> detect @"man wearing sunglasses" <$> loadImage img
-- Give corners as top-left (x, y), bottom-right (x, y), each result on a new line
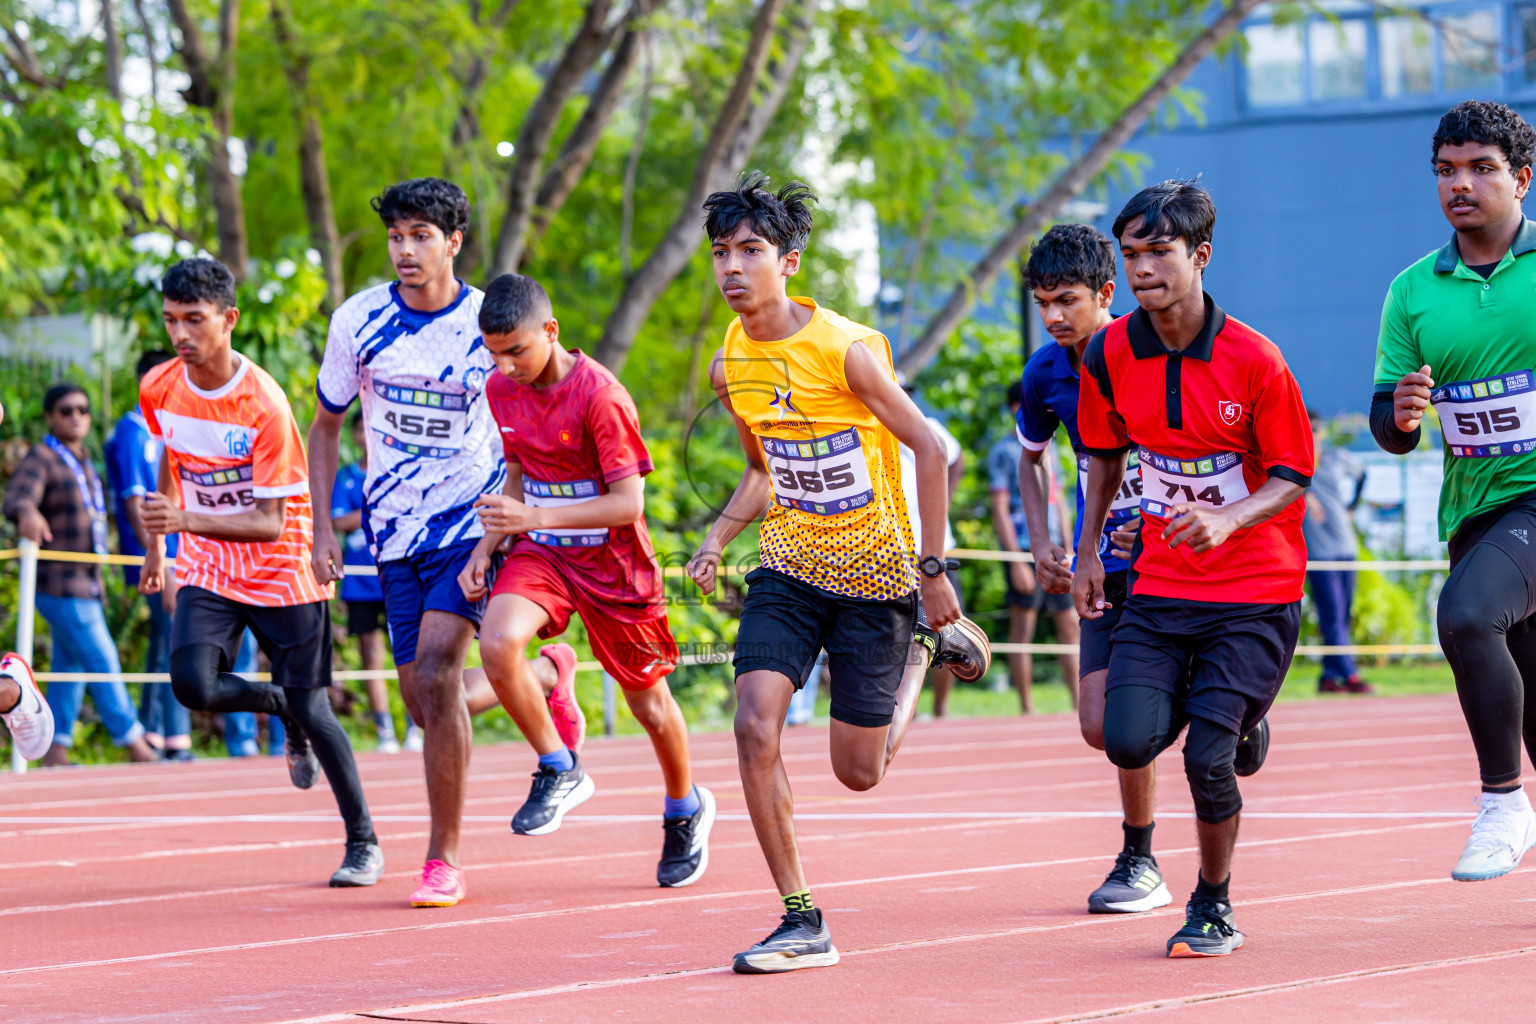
top-left (3, 384), bottom-right (158, 765)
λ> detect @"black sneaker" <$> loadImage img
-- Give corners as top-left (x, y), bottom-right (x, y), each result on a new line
top-left (917, 602), bottom-right (992, 683)
top-left (329, 840), bottom-right (385, 887)
top-left (1088, 850), bottom-right (1173, 913)
top-left (732, 909), bottom-right (840, 974)
top-left (510, 754), bottom-right (595, 836)
top-left (658, 786), bottom-right (716, 888)
top-left (1234, 717), bottom-right (1270, 777)
top-left (1166, 894), bottom-right (1244, 957)
top-left (283, 717), bottom-right (319, 790)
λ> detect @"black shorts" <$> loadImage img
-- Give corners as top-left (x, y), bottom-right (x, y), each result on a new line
top-left (733, 567), bottom-right (918, 728)
top-left (345, 599), bottom-right (386, 637)
top-left (1449, 492), bottom-right (1536, 602)
top-left (1105, 593), bottom-right (1300, 736)
top-left (170, 586), bottom-right (333, 690)
top-left (1080, 572), bottom-right (1129, 676)
top-left (1005, 566), bottom-right (1074, 613)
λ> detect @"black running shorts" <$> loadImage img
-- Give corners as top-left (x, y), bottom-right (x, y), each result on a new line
top-left (733, 567), bottom-right (918, 728)
top-left (170, 586), bottom-right (333, 690)
top-left (1448, 491), bottom-right (1536, 599)
top-left (1080, 572), bottom-right (1128, 676)
top-left (345, 599), bottom-right (386, 637)
top-left (1104, 593), bottom-right (1300, 736)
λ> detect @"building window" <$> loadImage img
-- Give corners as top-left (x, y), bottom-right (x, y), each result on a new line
top-left (1379, 16), bottom-right (1436, 97)
top-left (1441, 7), bottom-right (1501, 93)
top-left (1310, 18), bottom-right (1368, 100)
top-left (1245, 22), bottom-right (1306, 107)
top-left (1519, 3), bottom-right (1536, 85)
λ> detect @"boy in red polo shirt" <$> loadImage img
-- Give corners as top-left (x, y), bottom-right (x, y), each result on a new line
top-left (457, 273), bottom-right (711, 889)
top-left (1074, 180), bottom-right (1314, 958)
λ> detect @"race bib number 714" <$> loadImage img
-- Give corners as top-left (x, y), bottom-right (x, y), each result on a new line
top-left (1137, 448), bottom-right (1249, 518)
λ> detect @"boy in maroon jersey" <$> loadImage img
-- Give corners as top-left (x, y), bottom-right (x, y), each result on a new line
top-left (1073, 180), bottom-right (1314, 958)
top-left (457, 273), bottom-right (711, 887)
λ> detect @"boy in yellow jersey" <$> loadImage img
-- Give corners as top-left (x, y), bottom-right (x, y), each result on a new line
top-left (687, 173), bottom-right (989, 974)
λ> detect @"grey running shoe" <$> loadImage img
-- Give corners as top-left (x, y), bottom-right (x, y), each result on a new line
top-left (733, 909), bottom-right (840, 974)
top-left (1088, 850), bottom-right (1173, 913)
top-left (1234, 717), bottom-right (1269, 777)
top-left (657, 786), bottom-right (716, 888)
top-left (511, 755), bottom-right (595, 836)
top-left (329, 841), bottom-right (384, 887)
top-left (916, 600), bottom-right (992, 683)
top-left (1166, 894), bottom-right (1244, 957)
top-left (284, 718), bottom-right (319, 790)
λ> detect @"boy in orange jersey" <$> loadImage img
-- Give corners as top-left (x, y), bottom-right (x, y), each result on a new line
top-left (139, 258), bottom-right (380, 887)
top-left (686, 173), bottom-right (989, 973)
top-left (458, 273), bottom-right (711, 888)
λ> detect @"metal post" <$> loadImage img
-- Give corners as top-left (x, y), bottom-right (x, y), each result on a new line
top-left (602, 671), bottom-right (616, 737)
top-left (11, 537), bottom-right (39, 774)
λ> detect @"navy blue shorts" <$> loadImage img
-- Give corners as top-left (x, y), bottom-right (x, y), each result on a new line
top-left (1080, 571), bottom-right (1128, 676)
top-left (1105, 593), bottom-right (1300, 736)
top-left (378, 538), bottom-right (493, 665)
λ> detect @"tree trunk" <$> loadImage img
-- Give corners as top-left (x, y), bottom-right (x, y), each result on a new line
top-left (528, 1), bottom-right (655, 248)
top-left (130, 0), bottom-right (159, 104)
top-left (592, 0), bottom-right (815, 373)
top-left (894, 0), bottom-right (1264, 379)
top-left (270, 0), bottom-right (345, 310)
top-left (102, 0), bottom-right (123, 100)
top-left (618, 33), bottom-right (653, 280)
top-left (487, 0), bottom-right (618, 278)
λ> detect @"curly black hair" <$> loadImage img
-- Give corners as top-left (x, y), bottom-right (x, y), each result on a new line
top-left (1025, 223), bottom-right (1118, 292)
top-left (371, 178), bottom-right (471, 238)
top-left (702, 170), bottom-right (817, 256)
top-left (1431, 100), bottom-right (1536, 173)
top-left (1112, 178), bottom-right (1215, 251)
top-left (161, 257), bottom-right (237, 310)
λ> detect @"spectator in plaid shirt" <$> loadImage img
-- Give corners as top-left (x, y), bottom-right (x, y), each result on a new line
top-left (3, 383), bottom-right (157, 766)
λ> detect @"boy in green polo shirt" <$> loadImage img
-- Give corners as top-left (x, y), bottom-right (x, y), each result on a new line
top-left (1373, 100), bottom-right (1536, 883)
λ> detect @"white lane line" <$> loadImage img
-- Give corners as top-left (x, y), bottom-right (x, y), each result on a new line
top-left (0, 819), bottom-right (1464, 977)
top-left (272, 859), bottom-right (1522, 1024)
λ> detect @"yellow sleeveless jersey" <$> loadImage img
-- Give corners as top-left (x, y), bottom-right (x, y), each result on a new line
top-left (721, 297), bottom-right (916, 601)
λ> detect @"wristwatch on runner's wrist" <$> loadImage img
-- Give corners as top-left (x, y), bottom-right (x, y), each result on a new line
top-left (919, 556), bottom-right (956, 579)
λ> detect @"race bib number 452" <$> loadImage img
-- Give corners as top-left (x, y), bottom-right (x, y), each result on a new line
top-left (762, 427), bottom-right (875, 516)
top-left (369, 380), bottom-right (469, 459)
top-left (180, 463), bottom-right (255, 516)
top-left (1432, 371), bottom-right (1536, 458)
top-left (1137, 448), bottom-right (1249, 518)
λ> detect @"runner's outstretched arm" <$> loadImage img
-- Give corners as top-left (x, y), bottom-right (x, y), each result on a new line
top-left (141, 492), bottom-right (287, 545)
top-left (687, 349), bottom-right (772, 597)
top-left (1019, 446), bottom-right (1070, 593)
top-left (843, 341), bottom-right (959, 627)
top-left (307, 406), bottom-right (346, 584)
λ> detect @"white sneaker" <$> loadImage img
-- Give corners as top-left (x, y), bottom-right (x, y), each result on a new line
top-left (403, 724), bottom-right (424, 753)
top-left (1452, 788), bottom-right (1536, 881)
top-left (1, 653), bottom-right (55, 762)
top-left (376, 733), bottom-right (401, 755)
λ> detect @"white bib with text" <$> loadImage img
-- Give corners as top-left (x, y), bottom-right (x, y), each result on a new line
top-left (1432, 371), bottom-right (1536, 459)
top-left (523, 475), bottom-right (608, 548)
top-left (180, 463), bottom-right (255, 516)
top-left (1137, 448), bottom-right (1249, 518)
top-left (368, 380), bottom-right (470, 460)
top-left (762, 427), bottom-right (875, 516)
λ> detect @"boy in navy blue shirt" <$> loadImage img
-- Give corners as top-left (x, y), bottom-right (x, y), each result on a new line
top-left (1016, 224), bottom-right (1166, 916)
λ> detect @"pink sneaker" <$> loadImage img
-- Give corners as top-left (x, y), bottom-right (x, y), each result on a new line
top-left (540, 643), bottom-right (586, 753)
top-left (409, 859), bottom-right (466, 908)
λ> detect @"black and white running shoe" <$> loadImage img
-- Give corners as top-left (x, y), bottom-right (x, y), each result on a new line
top-left (511, 754), bottom-right (596, 836)
top-left (1166, 894), bottom-right (1244, 957)
top-left (1088, 850), bottom-right (1173, 913)
top-left (732, 909), bottom-right (840, 974)
top-left (284, 717), bottom-right (319, 790)
top-left (917, 601), bottom-right (992, 683)
top-left (329, 840), bottom-right (385, 887)
top-left (657, 786), bottom-right (716, 888)
top-left (1234, 717), bottom-right (1270, 777)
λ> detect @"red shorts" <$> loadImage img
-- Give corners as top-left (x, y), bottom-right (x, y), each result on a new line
top-left (491, 548), bottom-right (679, 691)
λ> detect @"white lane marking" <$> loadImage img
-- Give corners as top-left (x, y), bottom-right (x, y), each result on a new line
top-left (0, 819), bottom-right (1464, 978)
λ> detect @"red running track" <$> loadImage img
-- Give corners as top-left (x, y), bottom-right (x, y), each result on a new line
top-left (2, 693), bottom-right (1533, 1024)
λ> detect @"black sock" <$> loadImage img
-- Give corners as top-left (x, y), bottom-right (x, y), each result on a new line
top-left (1122, 821), bottom-right (1154, 859)
top-left (1195, 872), bottom-right (1230, 904)
top-left (1482, 782), bottom-right (1522, 794)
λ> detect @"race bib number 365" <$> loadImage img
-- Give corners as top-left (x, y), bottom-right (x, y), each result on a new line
top-left (763, 427), bottom-right (875, 516)
top-left (181, 463), bottom-right (255, 515)
top-left (1432, 371), bottom-right (1536, 458)
top-left (1137, 448), bottom-right (1249, 518)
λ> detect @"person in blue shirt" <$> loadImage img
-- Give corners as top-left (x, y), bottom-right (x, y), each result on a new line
top-left (332, 410), bottom-right (409, 752)
top-left (106, 351), bottom-right (191, 760)
top-left (1016, 224), bottom-right (1168, 917)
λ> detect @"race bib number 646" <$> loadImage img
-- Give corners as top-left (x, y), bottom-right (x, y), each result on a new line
top-left (1137, 448), bottom-right (1249, 518)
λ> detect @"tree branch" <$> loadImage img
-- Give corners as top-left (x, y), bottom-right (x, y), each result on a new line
top-left (3, 23), bottom-right (62, 88)
top-left (130, 0), bottom-right (160, 103)
top-left (487, 0), bottom-right (619, 277)
top-left (116, 188), bottom-right (201, 246)
top-left (619, 31), bottom-right (653, 280)
top-left (894, 0), bottom-right (1265, 379)
top-left (592, 0), bottom-right (816, 372)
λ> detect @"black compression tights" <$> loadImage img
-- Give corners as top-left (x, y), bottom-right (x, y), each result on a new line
top-left (1436, 546), bottom-right (1536, 788)
top-left (170, 645), bottom-right (376, 843)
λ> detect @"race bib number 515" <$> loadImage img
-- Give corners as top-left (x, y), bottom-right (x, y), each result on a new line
top-left (1137, 448), bottom-right (1249, 518)
top-left (1432, 371), bottom-right (1536, 458)
top-left (762, 427), bottom-right (875, 516)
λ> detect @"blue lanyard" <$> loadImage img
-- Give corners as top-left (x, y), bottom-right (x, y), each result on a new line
top-left (44, 435), bottom-right (109, 555)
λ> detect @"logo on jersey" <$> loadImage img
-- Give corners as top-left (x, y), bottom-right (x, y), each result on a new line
top-left (461, 367), bottom-right (487, 392)
top-left (769, 386), bottom-right (796, 422)
top-left (1512, 528), bottom-right (1530, 545)
top-left (1218, 401), bottom-right (1242, 426)
top-left (224, 428), bottom-right (252, 458)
